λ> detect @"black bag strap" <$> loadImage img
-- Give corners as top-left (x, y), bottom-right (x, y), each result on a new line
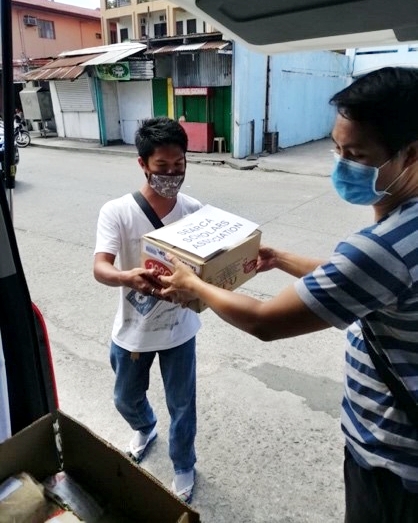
top-left (361, 320), bottom-right (418, 425)
top-left (132, 191), bottom-right (164, 229)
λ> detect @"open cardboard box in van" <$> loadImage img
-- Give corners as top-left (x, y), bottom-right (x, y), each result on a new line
top-left (0, 410), bottom-right (200, 523)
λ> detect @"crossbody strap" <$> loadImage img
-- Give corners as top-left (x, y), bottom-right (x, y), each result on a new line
top-left (132, 191), bottom-right (164, 229)
top-left (361, 320), bottom-right (418, 425)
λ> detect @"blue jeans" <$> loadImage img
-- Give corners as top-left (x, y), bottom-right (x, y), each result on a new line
top-left (110, 337), bottom-right (196, 474)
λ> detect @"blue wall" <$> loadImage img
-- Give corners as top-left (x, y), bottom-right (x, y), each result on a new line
top-left (232, 43), bottom-right (267, 159)
top-left (232, 44), bottom-right (350, 157)
top-left (269, 51), bottom-right (350, 148)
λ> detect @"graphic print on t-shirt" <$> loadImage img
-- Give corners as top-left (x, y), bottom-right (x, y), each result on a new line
top-left (126, 290), bottom-right (157, 316)
top-left (125, 290), bottom-right (180, 331)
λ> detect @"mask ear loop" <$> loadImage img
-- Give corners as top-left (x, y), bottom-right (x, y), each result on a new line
top-left (379, 150), bottom-right (409, 196)
top-left (381, 166), bottom-right (409, 196)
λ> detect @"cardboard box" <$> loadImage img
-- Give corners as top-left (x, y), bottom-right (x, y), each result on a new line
top-left (0, 472), bottom-right (53, 523)
top-left (0, 411), bottom-right (200, 523)
top-left (141, 206), bottom-right (261, 312)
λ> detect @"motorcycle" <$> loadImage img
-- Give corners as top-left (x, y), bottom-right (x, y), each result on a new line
top-left (0, 122), bottom-right (20, 181)
top-left (14, 121), bottom-right (31, 148)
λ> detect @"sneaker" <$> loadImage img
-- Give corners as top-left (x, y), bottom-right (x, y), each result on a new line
top-left (126, 426), bottom-right (157, 463)
top-left (171, 469), bottom-right (195, 504)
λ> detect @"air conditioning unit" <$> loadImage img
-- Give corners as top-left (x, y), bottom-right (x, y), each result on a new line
top-left (159, 14), bottom-right (167, 22)
top-left (23, 15), bottom-right (38, 26)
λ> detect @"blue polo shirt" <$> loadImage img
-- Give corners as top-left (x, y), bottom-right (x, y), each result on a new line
top-left (295, 197), bottom-right (418, 490)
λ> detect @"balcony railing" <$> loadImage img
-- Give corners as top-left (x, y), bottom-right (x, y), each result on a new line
top-left (106, 0), bottom-right (132, 9)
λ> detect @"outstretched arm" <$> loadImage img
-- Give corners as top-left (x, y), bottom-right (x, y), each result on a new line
top-left (257, 245), bottom-right (326, 278)
top-left (160, 256), bottom-right (329, 341)
top-left (94, 252), bottom-right (162, 296)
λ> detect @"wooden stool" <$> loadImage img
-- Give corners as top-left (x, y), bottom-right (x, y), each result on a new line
top-left (213, 136), bottom-right (226, 153)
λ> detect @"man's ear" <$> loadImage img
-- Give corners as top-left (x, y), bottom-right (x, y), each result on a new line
top-left (138, 156), bottom-right (146, 170)
top-left (403, 140), bottom-right (418, 169)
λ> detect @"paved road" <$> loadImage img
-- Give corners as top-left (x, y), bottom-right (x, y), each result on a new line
top-left (13, 146), bottom-right (371, 523)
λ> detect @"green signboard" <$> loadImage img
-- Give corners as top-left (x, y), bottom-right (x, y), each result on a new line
top-left (95, 62), bottom-right (130, 81)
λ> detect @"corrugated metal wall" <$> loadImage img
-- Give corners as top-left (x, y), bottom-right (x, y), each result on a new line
top-left (232, 44), bottom-right (267, 159)
top-left (173, 52), bottom-right (232, 87)
top-left (232, 43), bottom-right (350, 157)
top-left (269, 51), bottom-right (350, 148)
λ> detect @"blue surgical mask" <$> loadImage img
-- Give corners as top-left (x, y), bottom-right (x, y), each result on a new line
top-left (331, 154), bottom-right (393, 205)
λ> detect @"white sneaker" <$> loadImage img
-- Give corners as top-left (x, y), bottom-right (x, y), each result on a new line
top-left (127, 426), bottom-right (157, 462)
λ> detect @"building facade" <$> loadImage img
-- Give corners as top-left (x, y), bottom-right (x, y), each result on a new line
top-left (12, 1), bottom-right (102, 80)
top-left (100, 0), bottom-right (216, 45)
top-left (23, 42), bottom-right (153, 144)
top-left (5, 0), bottom-right (102, 116)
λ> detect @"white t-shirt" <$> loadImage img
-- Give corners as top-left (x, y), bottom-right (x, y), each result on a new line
top-left (94, 192), bottom-right (202, 352)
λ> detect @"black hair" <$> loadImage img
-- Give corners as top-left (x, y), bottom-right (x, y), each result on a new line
top-left (330, 67), bottom-right (418, 155)
top-left (135, 117), bottom-right (188, 162)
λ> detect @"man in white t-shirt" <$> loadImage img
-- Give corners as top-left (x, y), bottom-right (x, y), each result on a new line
top-left (93, 117), bottom-right (202, 504)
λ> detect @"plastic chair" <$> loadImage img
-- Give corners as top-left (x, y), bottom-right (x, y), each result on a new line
top-left (213, 137), bottom-right (226, 153)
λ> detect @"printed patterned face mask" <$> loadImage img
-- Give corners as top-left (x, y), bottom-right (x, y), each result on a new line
top-left (331, 154), bottom-right (400, 205)
top-left (148, 173), bottom-right (185, 198)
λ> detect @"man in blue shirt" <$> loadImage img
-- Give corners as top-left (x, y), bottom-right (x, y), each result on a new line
top-left (159, 67), bottom-right (418, 522)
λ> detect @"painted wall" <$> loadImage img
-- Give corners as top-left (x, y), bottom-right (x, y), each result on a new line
top-left (117, 80), bottom-right (153, 144)
top-left (118, 11), bottom-right (206, 40)
top-left (348, 45), bottom-right (418, 77)
top-left (232, 43), bottom-right (267, 159)
top-left (101, 81), bottom-right (121, 142)
top-left (61, 112), bottom-right (100, 140)
top-left (49, 82), bottom-right (64, 137)
top-left (50, 78), bottom-right (100, 140)
top-left (232, 44), bottom-right (350, 157)
top-left (117, 16), bottom-right (133, 41)
top-left (173, 11), bottom-right (206, 35)
top-left (269, 51), bottom-right (350, 148)
top-left (12, 6), bottom-right (102, 62)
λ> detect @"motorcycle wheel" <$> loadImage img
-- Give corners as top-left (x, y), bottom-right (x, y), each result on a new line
top-left (15, 130), bottom-right (31, 148)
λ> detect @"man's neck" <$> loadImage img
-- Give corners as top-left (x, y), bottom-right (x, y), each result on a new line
top-left (373, 167), bottom-right (418, 221)
top-left (140, 184), bottom-right (177, 219)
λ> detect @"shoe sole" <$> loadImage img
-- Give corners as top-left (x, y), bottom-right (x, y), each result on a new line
top-left (127, 432), bottom-right (158, 464)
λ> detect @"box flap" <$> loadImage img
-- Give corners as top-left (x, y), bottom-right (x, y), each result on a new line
top-left (57, 411), bottom-right (200, 523)
top-left (0, 413), bottom-right (60, 483)
top-left (144, 205), bottom-right (259, 259)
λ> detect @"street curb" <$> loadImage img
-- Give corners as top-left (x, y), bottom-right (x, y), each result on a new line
top-left (30, 141), bottom-right (138, 157)
top-left (30, 141), bottom-right (258, 170)
top-left (29, 141), bottom-right (329, 175)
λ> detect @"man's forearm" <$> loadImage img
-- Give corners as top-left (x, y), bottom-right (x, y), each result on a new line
top-left (190, 278), bottom-right (327, 341)
top-left (94, 262), bottom-right (125, 287)
top-left (275, 250), bottom-right (325, 278)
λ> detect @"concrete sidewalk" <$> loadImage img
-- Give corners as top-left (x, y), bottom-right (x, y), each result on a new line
top-left (30, 132), bottom-right (335, 176)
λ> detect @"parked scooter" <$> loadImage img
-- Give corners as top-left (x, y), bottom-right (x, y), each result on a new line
top-left (14, 121), bottom-right (31, 148)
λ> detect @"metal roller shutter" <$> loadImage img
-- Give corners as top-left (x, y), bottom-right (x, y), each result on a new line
top-left (55, 76), bottom-right (95, 112)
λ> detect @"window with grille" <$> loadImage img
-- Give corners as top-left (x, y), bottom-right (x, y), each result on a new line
top-left (120, 27), bottom-right (129, 41)
top-left (176, 21), bottom-right (183, 35)
top-left (186, 19), bottom-right (197, 34)
top-left (38, 19), bottom-right (55, 39)
top-left (154, 22), bottom-right (167, 38)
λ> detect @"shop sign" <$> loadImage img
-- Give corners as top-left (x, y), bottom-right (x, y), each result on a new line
top-left (175, 87), bottom-right (210, 96)
top-left (95, 62), bottom-right (130, 81)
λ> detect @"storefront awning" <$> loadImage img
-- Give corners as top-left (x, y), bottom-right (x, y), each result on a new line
top-left (23, 42), bottom-right (147, 82)
top-left (24, 54), bottom-right (102, 81)
top-left (146, 41), bottom-right (231, 55)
